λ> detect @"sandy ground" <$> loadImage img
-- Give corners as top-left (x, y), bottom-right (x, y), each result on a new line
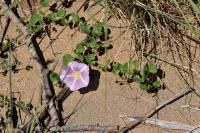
top-left (0, 1), bottom-right (200, 133)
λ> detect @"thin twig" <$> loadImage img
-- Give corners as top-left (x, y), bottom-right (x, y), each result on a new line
top-left (118, 89), bottom-right (192, 133)
top-left (49, 124), bottom-right (119, 132)
top-left (122, 117), bottom-right (200, 133)
top-left (0, 17), bottom-right (10, 42)
top-left (21, 86), bottom-right (71, 132)
top-left (181, 105), bottom-right (200, 111)
top-left (0, 1), bottom-right (62, 127)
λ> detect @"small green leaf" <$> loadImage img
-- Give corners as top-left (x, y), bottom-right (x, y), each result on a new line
top-left (121, 63), bottom-right (129, 73)
top-left (50, 72), bottom-right (60, 85)
top-left (57, 8), bottom-right (66, 18)
top-left (62, 54), bottom-right (74, 67)
top-left (40, 0), bottom-right (49, 7)
top-left (129, 60), bottom-right (139, 70)
top-left (92, 23), bottom-right (103, 37)
top-left (79, 21), bottom-right (90, 33)
top-left (148, 64), bottom-right (157, 74)
top-left (29, 13), bottom-right (44, 26)
top-left (124, 72), bottom-right (133, 79)
top-left (88, 38), bottom-right (99, 49)
top-left (112, 63), bottom-right (120, 74)
top-left (119, 64), bottom-right (125, 73)
top-left (98, 59), bottom-right (110, 70)
top-left (139, 70), bottom-right (145, 82)
top-left (85, 54), bottom-right (96, 65)
top-left (69, 13), bottom-right (80, 25)
top-left (47, 13), bottom-right (56, 22)
top-left (75, 43), bottom-right (85, 54)
top-left (144, 63), bottom-right (157, 74)
top-left (139, 82), bottom-right (150, 90)
top-left (153, 80), bottom-right (161, 88)
top-left (133, 74), bottom-right (143, 82)
top-left (75, 54), bottom-right (84, 62)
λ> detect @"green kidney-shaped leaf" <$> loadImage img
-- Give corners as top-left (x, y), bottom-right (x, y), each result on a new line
top-left (62, 54), bottom-right (74, 67)
top-left (57, 8), bottom-right (66, 18)
top-left (92, 23), bottom-right (103, 37)
top-left (85, 54), bottom-right (96, 65)
top-left (40, 0), bottom-right (49, 7)
top-left (153, 80), bottom-right (161, 88)
top-left (79, 21), bottom-right (90, 33)
top-left (50, 72), bottom-right (60, 85)
top-left (69, 13), bottom-right (80, 25)
top-left (121, 63), bottom-right (129, 73)
top-left (98, 59), bottom-right (110, 70)
top-left (112, 63), bottom-right (120, 75)
top-left (129, 60), bottom-right (139, 70)
top-left (29, 13), bottom-right (44, 26)
top-left (133, 74), bottom-right (143, 82)
top-left (144, 63), bottom-right (157, 74)
top-left (75, 43), bottom-right (85, 54)
top-left (139, 82), bottom-right (150, 91)
top-left (47, 13), bottom-right (56, 22)
top-left (148, 64), bottom-right (157, 74)
top-left (88, 38), bottom-right (99, 49)
top-left (75, 54), bottom-right (84, 62)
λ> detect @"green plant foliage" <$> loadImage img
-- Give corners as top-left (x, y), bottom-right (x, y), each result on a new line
top-left (144, 63), bottom-right (157, 74)
top-left (75, 54), bottom-right (84, 62)
top-left (49, 72), bottom-right (60, 85)
top-left (25, 4), bottom-right (163, 97)
top-left (111, 63), bottom-right (120, 74)
top-left (85, 54), bottom-right (96, 65)
top-left (92, 23), bottom-right (104, 37)
top-left (140, 82), bottom-right (150, 91)
top-left (129, 60), bottom-right (139, 70)
top-left (153, 80), bottom-right (161, 88)
top-left (29, 13), bottom-right (44, 26)
top-left (57, 8), bottom-right (66, 18)
top-left (88, 37), bottom-right (100, 49)
top-left (40, 0), bottom-right (49, 7)
top-left (98, 59), bottom-right (110, 71)
top-left (75, 43), bottom-right (85, 54)
top-left (62, 54), bottom-right (74, 67)
top-left (136, 63), bottom-right (161, 95)
top-left (69, 13), bottom-right (80, 25)
top-left (46, 13), bottom-right (56, 22)
top-left (28, 12), bottom-right (45, 32)
top-left (79, 21), bottom-right (90, 33)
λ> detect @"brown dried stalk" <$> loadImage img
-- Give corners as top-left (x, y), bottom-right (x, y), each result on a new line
top-left (118, 89), bottom-right (192, 133)
top-left (49, 124), bottom-right (119, 132)
top-left (0, 0), bottom-right (62, 127)
top-left (124, 117), bottom-right (200, 133)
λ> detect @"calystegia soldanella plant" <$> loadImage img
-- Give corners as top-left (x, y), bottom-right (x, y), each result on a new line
top-left (1, 0), bottom-right (200, 133)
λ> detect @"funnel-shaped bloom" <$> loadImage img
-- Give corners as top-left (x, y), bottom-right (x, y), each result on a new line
top-left (60, 61), bottom-right (89, 91)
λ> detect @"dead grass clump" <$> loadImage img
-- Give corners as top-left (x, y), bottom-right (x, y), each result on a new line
top-left (108, 0), bottom-right (200, 90)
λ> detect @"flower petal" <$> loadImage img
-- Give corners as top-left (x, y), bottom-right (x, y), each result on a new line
top-left (69, 79), bottom-right (88, 91)
top-left (60, 66), bottom-right (73, 81)
top-left (64, 76), bottom-right (75, 89)
top-left (69, 61), bottom-right (88, 71)
top-left (80, 67), bottom-right (89, 86)
top-left (60, 61), bottom-right (90, 91)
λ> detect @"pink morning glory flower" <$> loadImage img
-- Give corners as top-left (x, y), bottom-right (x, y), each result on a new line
top-left (60, 61), bottom-right (90, 91)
